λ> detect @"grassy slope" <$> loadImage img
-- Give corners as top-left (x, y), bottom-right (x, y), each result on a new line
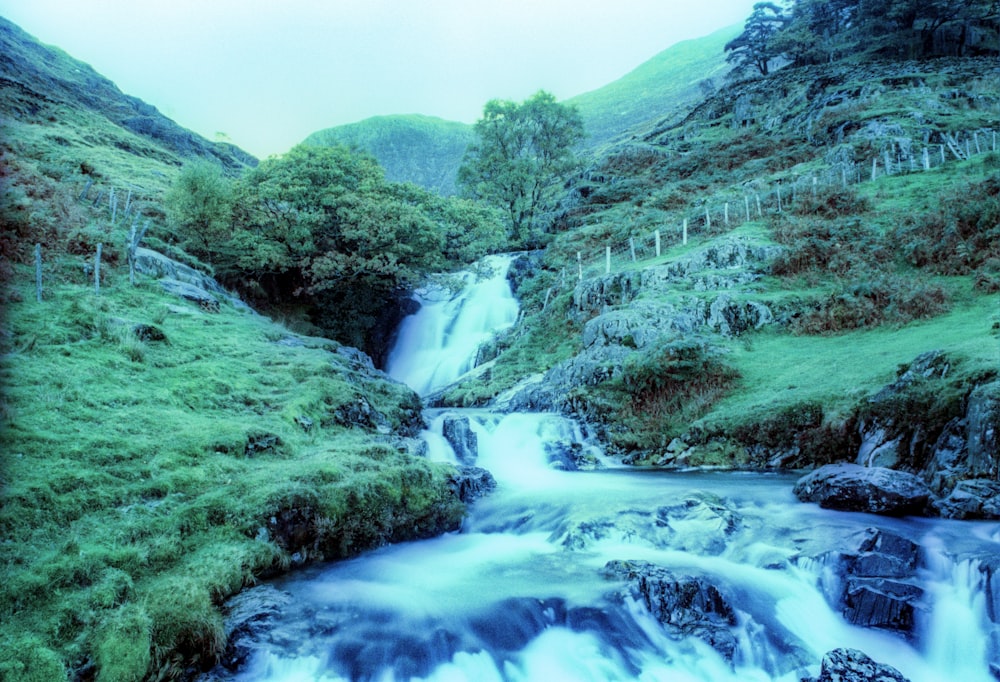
top-left (444, 58), bottom-right (1000, 462)
top-left (0, 16), bottom-right (464, 681)
top-left (567, 25), bottom-right (738, 150)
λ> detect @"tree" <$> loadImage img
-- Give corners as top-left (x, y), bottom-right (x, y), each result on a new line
top-left (458, 91), bottom-right (584, 247)
top-left (725, 2), bottom-right (789, 76)
top-left (164, 161), bottom-right (234, 262)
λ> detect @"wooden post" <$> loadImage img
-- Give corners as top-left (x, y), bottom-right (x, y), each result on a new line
top-left (605, 246), bottom-right (611, 274)
top-left (871, 157), bottom-right (878, 182)
top-left (128, 222), bottom-right (137, 286)
top-left (110, 188), bottom-right (117, 224)
top-left (124, 189), bottom-right (132, 218)
top-left (95, 243), bottom-right (102, 296)
top-left (993, 131), bottom-right (997, 152)
top-left (629, 237), bottom-right (636, 263)
top-left (577, 251), bottom-right (582, 281)
top-left (884, 150), bottom-right (892, 176)
top-left (682, 218), bottom-right (688, 245)
top-left (940, 145), bottom-right (946, 165)
top-left (724, 202), bottom-right (730, 226)
top-left (34, 244), bottom-right (42, 303)
top-left (842, 165), bottom-right (848, 188)
top-left (974, 132), bottom-right (981, 155)
top-left (966, 137), bottom-right (971, 158)
top-left (812, 176), bottom-right (818, 199)
top-left (704, 206), bottom-right (711, 230)
top-left (744, 195), bottom-right (751, 221)
top-left (755, 194), bottom-right (762, 218)
top-left (654, 230), bottom-right (661, 258)
top-left (923, 147), bottom-right (930, 171)
top-left (776, 186), bottom-right (782, 213)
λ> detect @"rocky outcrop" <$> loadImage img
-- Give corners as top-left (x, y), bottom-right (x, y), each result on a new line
top-left (932, 479), bottom-right (1000, 519)
top-left (441, 415), bottom-right (478, 465)
top-left (803, 648), bottom-right (910, 682)
top-left (603, 559), bottom-right (739, 659)
top-left (447, 466), bottom-right (496, 504)
top-left (134, 247), bottom-right (251, 312)
top-left (793, 464), bottom-right (932, 516)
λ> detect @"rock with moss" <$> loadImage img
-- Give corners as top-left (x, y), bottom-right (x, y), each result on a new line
top-left (803, 648), bottom-right (910, 682)
top-left (793, 463), bottom-right (932, 516)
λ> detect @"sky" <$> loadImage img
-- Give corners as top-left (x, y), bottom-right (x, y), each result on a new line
top-left (0, 0), bottom-right (756, 158)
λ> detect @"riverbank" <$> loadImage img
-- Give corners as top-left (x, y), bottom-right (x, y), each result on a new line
top-left (0, 269), bottom-right (467, 680)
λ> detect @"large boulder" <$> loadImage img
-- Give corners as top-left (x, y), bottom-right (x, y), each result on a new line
top-left (793, 464), bottom-right (932, 516)
top-left (441, 415), bottom-right (478, 465)
top-left (603, 559), bottom-right (739, 659)
top-left (803, 648), bottom-right (910, 682)
top-left (447, 466), bottom-right (496, 504)
top-left (967, 381), bottom-right (1000, 479)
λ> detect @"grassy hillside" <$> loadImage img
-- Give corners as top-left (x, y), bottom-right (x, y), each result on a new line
top-left (443, 57), bottom-right (1000, 465)
top-left (303, 114), bottom-right (473, 196)
top-left (0, 17), bottom-right (468, 681)
top-left (567, 24), bottom-right (739, 150)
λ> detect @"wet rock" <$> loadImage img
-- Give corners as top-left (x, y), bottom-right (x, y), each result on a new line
top-left (843, 577), bottom-right (922, 631)
top-left (803, 648), bottom-right (911, 682)
top-left (447, 466), bottom-right (496, 503)
top-left (924, 417), bottom-right (970, 494)
top-left (506, 251), bottom-right (543, 296)
top-left (850, 528), bottom-right (920, 578)
top-left (967, 381), bottom-right (1000, 480)
top-left (603, 559), bottom-right (739, 659)
top-left (212, 585), bottom-right (294, 673)
top-left (793, 463), bottom-right (932, 516)
top-left (932, 479), bottom-right (1000, 520)
top-left (441, 416), bottom-right (478, 465)
top-left (244, 432), bottom-right (281, 457)
top-left (656, 492), bottom-right (742, 556)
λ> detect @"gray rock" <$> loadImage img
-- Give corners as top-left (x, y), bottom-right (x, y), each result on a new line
top-left (843, 577), bottom-right (922, 631)
top-left (603, 559), bottom-right (739, 659)
top-left (967, 381), bottom-right (1000, 479)
top-left (932, 479), bottom-right (1000, 519)
top-left (803, 648), bottom-right (910, 682)
top-left (441, 416), bottom-right (478, 465)
top-left (136, 247), bottom-right (252, 311)
top-left (447, 466), bottom-right (496, 503)
top-left (159, 278), bottom-right (218, 307)
top-left (793, 464), bottom-right (932, 516)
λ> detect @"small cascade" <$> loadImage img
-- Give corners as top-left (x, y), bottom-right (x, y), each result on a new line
top-left (386, 255), bottom-right (518, 396)
top-left (207, 253), bottom-right (1000, 682)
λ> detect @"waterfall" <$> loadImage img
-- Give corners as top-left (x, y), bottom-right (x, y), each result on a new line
top-left (386, 255), bottom-right (518, 396)
top-left (207, 254), bottom-right (1000, 682)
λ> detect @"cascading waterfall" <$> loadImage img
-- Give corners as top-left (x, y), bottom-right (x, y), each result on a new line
top-left (211, 255), bottom-right (1000, 682)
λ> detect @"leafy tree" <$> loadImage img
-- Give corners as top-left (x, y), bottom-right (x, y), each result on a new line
top-left (725, 2), bottom-right (788, 76)
top-left (164, 161), bottom-right (234, 261)
top-left (458, 91), bottom-right (584, 247)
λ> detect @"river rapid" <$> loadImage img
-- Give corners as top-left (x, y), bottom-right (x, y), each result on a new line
top-left (213, 256), bottom-right (1000, 682)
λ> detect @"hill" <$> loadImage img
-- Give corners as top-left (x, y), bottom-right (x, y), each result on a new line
top-left (567, 24), bottom-right (738, 149)
top-left (301, 27), bottom-right (737, 195)
top-left (303, 114), bottom-right (473, 196)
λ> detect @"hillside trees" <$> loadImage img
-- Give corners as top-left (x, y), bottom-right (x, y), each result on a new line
top-left (165, 145), bottom-right (505, 350)
top-left (458, 91), bottom-right (584, 247)
top-left (725, 2), bottom-right (788, 76)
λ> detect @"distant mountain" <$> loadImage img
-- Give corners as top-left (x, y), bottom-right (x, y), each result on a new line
top-left (302, 27), bottom-right (738, 195)
top-left (568, 24), bottom-right (739, 149)
top-left (0, 15), bottom-right (256, 198)
top-left (303, 114), bottom-right (474, 195)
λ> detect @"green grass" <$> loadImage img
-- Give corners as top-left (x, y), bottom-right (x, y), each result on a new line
top-left (0, 267), bottom-right (464, 679)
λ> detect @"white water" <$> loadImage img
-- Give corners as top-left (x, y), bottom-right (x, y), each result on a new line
top-left (218, 256), bottom-right (1000, 682)
top-left (385, 255), bottom-right (518, 396)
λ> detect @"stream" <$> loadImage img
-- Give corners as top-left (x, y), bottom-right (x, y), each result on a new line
top-left (213, 256), bottom-right (1000, 681)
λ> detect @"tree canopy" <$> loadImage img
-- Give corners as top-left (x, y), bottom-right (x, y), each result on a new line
top-left (727, 0), bottom-right (999, 76)
top-left (165, 145), bottom-right (505, 351)
top-left (458, 91), bottom-right (584, 248)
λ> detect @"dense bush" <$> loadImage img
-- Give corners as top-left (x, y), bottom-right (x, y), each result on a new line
top-left (770, 216), bottom-right (887, 278)
top-left (892, 173), bottom-right (1000, 275)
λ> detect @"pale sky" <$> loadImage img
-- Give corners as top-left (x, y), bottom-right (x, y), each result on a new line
top-left (0, 0), bottom-right (756, 158)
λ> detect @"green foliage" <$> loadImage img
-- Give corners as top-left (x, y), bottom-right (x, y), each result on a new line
top-left (725, 2), bottom-right (787, 77)
top-left (459, 91), bottom-right (585, 248)
top-left (164, 161), bottom-right (235, 262)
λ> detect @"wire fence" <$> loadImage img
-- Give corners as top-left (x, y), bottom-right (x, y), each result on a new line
top-left (571, 127), bottom-right (999, 282)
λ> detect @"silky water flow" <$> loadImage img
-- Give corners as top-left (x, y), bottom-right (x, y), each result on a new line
top-left (213, 255), bottom-right (1000, 682)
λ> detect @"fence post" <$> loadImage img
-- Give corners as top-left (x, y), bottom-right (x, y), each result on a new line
top-left (871, 157), bottom-right (878, 182)
top-left (577, 251), bottom-right (582, 281)
top-left (110, 188), bottom-right (117, 225)
top-left (95, 243), bottom-right (102, 296)
top-left (966, 137), bottom-right (971, 158)
top-left (884, 150), bottom-right (892, 176)
top-left (704, 206), bottom-right (711, 230)
top-left (605, 246), bottom-right (611, 274)
top-left (744, 195), bottom-right (751, 221)
top-left (629, 237), bottom-right (636, 263)
top-left (724, 202), bottom-right (730, 226)
top-left (842, 165), bottom-right (848, 188)
top-left (993, 131), bottom-right (997, 152)
top-left (755, 194), bottom-right (762, 218)
top-left (34, 244), bottom-right (42, 303)
top-left (812, 176), bottom-right (818, 199)
top-left (654, 230), bottom-right (661, 258)
top-left (923, 147), bottom-right (930, 171)
top-left (940, 145), bottom-right (946, 165)
top-left (974, 132), bottom-right (981, 155)
top-left (776, 186), bottom-right (782, 213)
top-left (682, 219), bottom-right (688, 245)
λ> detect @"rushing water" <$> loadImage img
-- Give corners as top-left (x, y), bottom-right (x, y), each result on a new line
top-left (216, 256), bottom-right (1000, 682)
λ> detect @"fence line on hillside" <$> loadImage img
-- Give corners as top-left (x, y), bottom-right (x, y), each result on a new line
top-left (571, 127), bottom-right (998, 282)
